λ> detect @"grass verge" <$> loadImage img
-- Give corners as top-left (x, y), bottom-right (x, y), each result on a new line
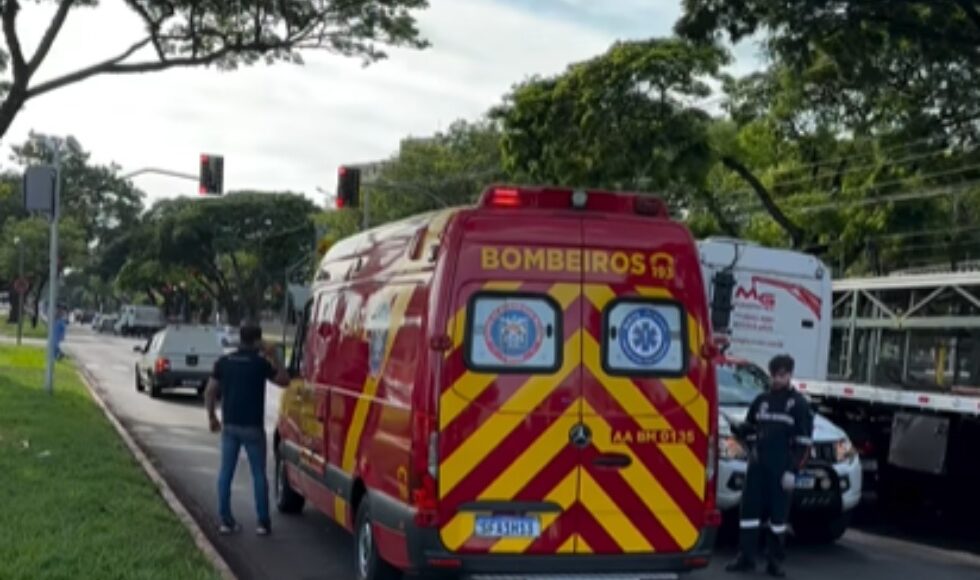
top-left (0, 346), bottom-right (218, 580)
top-left (0, 319), bottom-right (48, 339)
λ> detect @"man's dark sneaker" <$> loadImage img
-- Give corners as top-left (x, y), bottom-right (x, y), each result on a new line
top-left (256, 523), bottom-right (271, 536)
top-left (725, 556), bottom-right (756, 573)
top-left (219, 521), bottom-right (242, 535)
top-left (766, 561), bottom-right (787, 578)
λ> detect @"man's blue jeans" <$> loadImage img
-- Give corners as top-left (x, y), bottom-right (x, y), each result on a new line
top-left (218, 425), bottom-right (270, 527)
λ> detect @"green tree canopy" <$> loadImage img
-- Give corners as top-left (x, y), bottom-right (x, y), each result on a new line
top-left (0, 0), bottom-right (429, 139)
top-left (491, 38), bottom-right (737, 229)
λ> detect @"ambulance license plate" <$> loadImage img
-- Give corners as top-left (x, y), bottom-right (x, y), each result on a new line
top-left (474, 516), bottom-right (541, 539)
top-left (181, 379), bottom-right (200, 387)
top-left (795, 475), bottom-right (816, 490)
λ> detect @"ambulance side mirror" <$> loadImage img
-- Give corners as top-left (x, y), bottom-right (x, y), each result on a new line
top-left (710, 270), bottom-right (736, 334)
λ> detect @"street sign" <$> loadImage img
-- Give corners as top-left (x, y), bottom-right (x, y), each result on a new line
top-left (23, 165), bottom-right (57, 215)
top-left (13, 278), bottom-right (29, 295)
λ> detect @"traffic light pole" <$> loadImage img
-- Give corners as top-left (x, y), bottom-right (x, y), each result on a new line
top-left (363, 188), bottom-right (370, 230)
top-left (121, 168), bottom-right (198, 181)
top-left (43, 146), bottom-right (62, 396)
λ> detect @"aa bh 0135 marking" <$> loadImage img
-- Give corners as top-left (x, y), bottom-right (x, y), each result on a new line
top-left (612, 428), bottom-right (698, 445)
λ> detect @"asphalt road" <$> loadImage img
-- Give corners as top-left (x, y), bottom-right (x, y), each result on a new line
top-left (57, 328), bottom-right (980, 580)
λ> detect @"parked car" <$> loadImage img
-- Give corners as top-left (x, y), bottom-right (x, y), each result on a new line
top-left (217, 325), bottom-right (240, 350)
top-left (96, 315), bottom-right (119, 334)
top-left (134, 325), bottom-right (224, 398)
top-left (116, 304), bottom-right (165, 337)
top-left (716, 359), bottom-right (862, 543)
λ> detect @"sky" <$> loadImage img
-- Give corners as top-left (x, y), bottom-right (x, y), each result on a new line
top-left (2, 0), bottom-right (763, 207)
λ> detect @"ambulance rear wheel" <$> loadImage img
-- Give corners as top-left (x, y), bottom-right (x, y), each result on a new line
top-left (275, 453), bottom-right (305, 514)
top-left (354, 499), bottom-right (400, 580)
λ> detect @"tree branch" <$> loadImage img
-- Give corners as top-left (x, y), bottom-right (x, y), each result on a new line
top-left (721, 155), bottom-right (807, 247)
top-left (955, 0), bottom-right (980, 34)
top-left (26, 36), bottom-right (158, 98)
top-left (25, 31), bottom-right (307, 100)
top-left (123, 0), bottom-right (167, 62)
top-left (28, 0), bottom-right (76, 75)
top-left (696, 189), bottom-right (740, 237)
top-left (2, 0), bottom-right (28, 80)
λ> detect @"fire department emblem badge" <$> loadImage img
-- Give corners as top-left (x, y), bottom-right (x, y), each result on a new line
top-left (620, 307), bottom-right (670, 366)
top-left (485, 303), bottom-right (544, 364)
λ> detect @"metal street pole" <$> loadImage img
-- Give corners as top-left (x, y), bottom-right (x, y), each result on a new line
top-left (16, 239), bottom-right (24, 346)
top-left (362, 188), bottom-right (370, 231)
top-left (43, 145), bottom-right (62, 396)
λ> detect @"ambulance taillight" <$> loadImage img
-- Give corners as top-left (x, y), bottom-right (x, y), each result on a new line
top-left (411, 411), bottom-right (439, 527)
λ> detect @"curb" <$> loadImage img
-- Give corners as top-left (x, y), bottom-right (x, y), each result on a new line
top-left (75, 363), bottom-right (237, 580)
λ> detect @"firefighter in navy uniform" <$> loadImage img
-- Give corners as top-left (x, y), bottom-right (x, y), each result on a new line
top-left (726, 355), bottom-right (813, 578)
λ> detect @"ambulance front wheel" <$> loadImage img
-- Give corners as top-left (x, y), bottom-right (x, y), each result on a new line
top-left (793, 511), bottom-right (850, 544)
top-left (275, 453), bottom-right (305, 514)
top-left (354, 499), bottom-right (401, 580)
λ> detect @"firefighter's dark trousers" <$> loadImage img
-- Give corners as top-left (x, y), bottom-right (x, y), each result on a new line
top-left (738, 462), bottom-right (791, 564)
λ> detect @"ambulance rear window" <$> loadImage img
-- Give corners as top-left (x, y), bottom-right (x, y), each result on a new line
top-left (603, 299), bottom-right (687, 377)
top-left (465, 293), bottom-right (561, 373)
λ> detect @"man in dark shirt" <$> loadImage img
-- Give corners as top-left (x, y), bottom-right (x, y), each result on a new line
top-left (206, 323), bottom-right (289, 535)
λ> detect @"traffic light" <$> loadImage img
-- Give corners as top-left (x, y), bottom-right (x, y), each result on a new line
top-left (336, 166), bottom-right (361, 208)
top-left (199, 154), bottom-right (224, 195)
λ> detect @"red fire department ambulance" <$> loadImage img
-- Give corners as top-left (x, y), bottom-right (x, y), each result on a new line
top-left (275, 186), bottom-right (721, 579)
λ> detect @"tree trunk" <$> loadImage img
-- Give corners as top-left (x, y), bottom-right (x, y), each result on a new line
top-left (721, 155), bottom-right (807, 248)
top-left (30, 276), bottom-right (46, 327)
top-left (696, 189), bottom-right (740, 237)
top-left (6, 287), bottom-right (21, 324)
top-left (0, 88), bottom-right (27, 142)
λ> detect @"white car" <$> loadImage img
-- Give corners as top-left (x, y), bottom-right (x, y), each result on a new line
top-left (134, 325), bottom-right (225, 398)
top-left (716, 360), bottom-right (862, 543)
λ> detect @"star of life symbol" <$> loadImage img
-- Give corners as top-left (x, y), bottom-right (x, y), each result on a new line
top-left (620, 307), bottom-right (671, 367)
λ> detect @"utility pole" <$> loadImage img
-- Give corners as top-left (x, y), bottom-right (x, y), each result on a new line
top-left (43, 143), bottom-right (62, 396)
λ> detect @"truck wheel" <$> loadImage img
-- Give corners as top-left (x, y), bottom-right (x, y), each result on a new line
top-left (135, 367), bottom-right (145, 393)
top-left (149, 380), bottom-right (162, 399)
top-left (793, 512), bottom-right (850, 544)
top-left (354, 498), bottom-right (400, 580)
top-left (275, 453), bottom-right (305, 514)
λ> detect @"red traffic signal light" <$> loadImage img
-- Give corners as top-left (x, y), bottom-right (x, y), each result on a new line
top-left (199, 154), bottom-right (224, 195)
top-left (337, 165), bottom-right (361, 208)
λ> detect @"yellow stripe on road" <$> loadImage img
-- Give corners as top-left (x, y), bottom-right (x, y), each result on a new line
top-left (438, 332), bottom-right (582, 497)
top-left (583, 401), bottom-right (700, 550)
